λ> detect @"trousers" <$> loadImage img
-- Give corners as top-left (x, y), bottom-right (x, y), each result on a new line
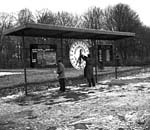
top-left (87, 77), bottom-right (95, 87)
top-left (59, 78), bottom-right (65, 92)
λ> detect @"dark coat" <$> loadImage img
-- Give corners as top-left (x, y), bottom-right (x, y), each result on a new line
top-left (57, 62), bottom-right (65, 79)
top-left (81, 55), bottom-right (94, 79)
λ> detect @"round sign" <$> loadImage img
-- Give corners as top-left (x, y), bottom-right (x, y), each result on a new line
top-left (69, 41), bottom-right (89, 70)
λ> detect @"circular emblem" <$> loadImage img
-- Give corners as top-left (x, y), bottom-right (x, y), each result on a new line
top-left (69, 41), bottom-right (89, 70)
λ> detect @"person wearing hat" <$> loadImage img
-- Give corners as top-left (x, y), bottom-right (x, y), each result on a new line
top-left (57, 58), bottom-right (66, 92)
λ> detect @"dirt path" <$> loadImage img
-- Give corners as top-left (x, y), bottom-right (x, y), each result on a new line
top-left (0, 71), bottom-right (150, 130)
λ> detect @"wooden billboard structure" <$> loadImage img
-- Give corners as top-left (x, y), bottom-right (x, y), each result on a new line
top-left (4, 23), bottom-right (135, 95)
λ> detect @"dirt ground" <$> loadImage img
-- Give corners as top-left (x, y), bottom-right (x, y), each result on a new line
top-left (1, 70), bottom-right (150, 130)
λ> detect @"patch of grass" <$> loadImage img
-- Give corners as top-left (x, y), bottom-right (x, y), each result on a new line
top-left (0, 67), bottom-right (141, 89)
top-left (0, 68), bottom-right (83, 89)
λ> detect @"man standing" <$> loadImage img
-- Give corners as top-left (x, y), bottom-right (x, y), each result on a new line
top-left (57, 58), bottom-right (66, 92)
top-left (79, 50), bottom-right (95, 87)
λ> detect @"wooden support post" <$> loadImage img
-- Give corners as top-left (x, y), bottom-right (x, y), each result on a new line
top-left (94, 40), bottom-right (98, 83)
top-left (115, 62), bottom-right (118, 79)
top-left (113, 44), bottom-right (118, 79)
top-left (22, 36), bottom-right (28, 95)
top-left (60, 37), bottom-right (63, 62)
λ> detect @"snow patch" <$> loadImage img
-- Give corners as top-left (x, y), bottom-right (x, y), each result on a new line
top-left (55, 96), bottom-right (70, 102)
top-left (1, 91), bottom-right (24, 100)
top-left (0, 72), bottom-right (22, 77)
top-left (119, 72), bottom-right (150, 80)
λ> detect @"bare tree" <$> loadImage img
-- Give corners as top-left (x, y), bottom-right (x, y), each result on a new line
top-left (105, 3), bottom-right (141, 32)
top-left (0, 12), bottom-right (15, 50)
top-left (35, 9), bottom-right (56, 24)
top-left (0, 12), bottom-right (16, 68)
top-left (104, 6), bottom-right (117, 31)
top-left (55, 11), bottom-right (81, 27)
top-left (82, 7), bottom-right (105, 29)
top-left (17, 8), bottom-right (35, 25)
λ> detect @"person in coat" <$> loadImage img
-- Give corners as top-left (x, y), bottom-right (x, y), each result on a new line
top-left (57, 58), bottom-right (66, 92)
top-left (79, 50), bottom-right (95, 87)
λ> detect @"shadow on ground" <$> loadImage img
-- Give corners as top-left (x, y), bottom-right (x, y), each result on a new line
top-left (5, 86), bottom-right (89, 106)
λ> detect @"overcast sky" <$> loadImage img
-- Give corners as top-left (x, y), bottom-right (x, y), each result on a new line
top-left (0, 0), bottom-right (149, 26)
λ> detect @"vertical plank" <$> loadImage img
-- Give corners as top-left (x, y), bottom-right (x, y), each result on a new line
top-left (22, 36), bottom-right (28, 95)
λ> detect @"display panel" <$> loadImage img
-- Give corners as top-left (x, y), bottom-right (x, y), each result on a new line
top-left (98, 45), bottom-right (113, 63)
top-left (30, 44), bottom-right (56, 67)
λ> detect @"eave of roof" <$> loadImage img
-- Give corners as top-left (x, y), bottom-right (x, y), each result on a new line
top-left (4, 23), bottom-right (135, 40)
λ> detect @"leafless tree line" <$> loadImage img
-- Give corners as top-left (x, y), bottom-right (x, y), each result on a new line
top-left (0, 3), bottom-right (150, 68)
